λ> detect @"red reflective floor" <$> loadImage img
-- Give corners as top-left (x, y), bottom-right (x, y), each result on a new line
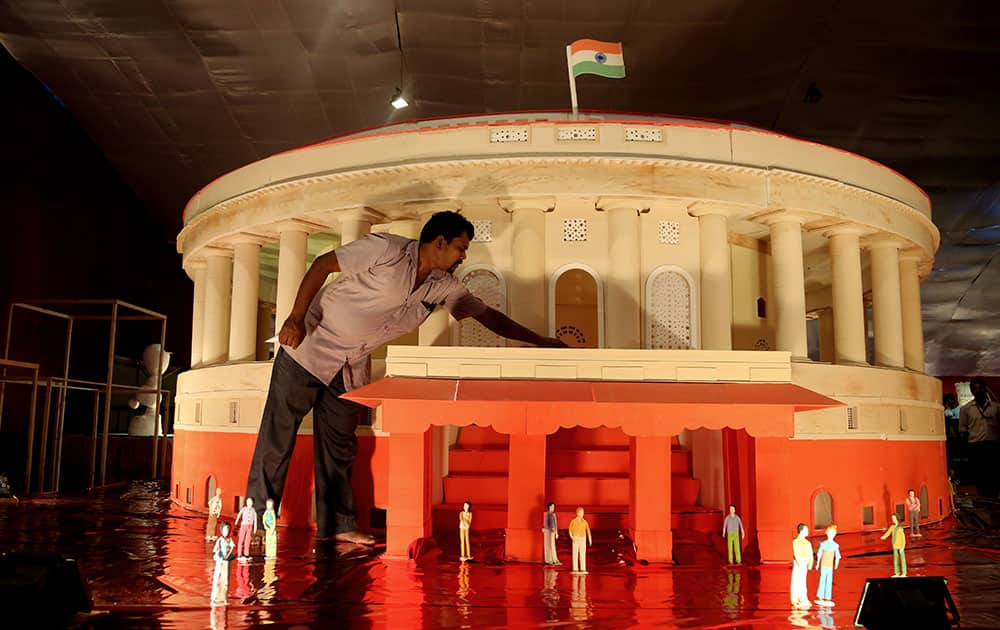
top-left (1, 482), bottom-right (999, 628)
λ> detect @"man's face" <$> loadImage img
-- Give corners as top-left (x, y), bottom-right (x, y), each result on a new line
top-left (971, 382), bottom-right (986, 400)
top-left (436, 233), bottom-right (470, 273)
top-left (729, 506), bottom-right (736, 515)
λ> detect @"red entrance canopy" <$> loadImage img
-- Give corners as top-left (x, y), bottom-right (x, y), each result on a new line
top-left (344, 378), bottom-right (843, 438)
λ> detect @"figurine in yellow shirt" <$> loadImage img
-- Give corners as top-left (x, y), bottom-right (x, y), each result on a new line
top-left (568, 507), bottom-right (592, 574)
top-left (791, 523), bottom-right (813, 609)
top-left (880, 513), bottom-right (907, 577)
top-left (458, 501), bottom-right (472, 561)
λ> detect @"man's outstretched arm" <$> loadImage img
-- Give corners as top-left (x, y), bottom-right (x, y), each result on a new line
top-left (473, 307), bottom-right (567, 348)
top-left (278, 251), bottom-right (341, 348)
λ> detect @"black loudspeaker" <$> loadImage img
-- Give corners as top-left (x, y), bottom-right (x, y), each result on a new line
top-left (854, 576), bottom-right (958, 629)
top-left (0, 551), bottom-right (92, 624)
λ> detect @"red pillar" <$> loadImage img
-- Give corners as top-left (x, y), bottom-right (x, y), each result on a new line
top-left (506, 433), bottom-right (546, 561)
top-left (629, 435), bottom-right (673, 563)
top-left (385, 429), bottom-right (432, 558)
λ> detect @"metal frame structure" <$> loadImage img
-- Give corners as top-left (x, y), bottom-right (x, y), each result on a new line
top-left (0, 299), bottom-right (169, 494)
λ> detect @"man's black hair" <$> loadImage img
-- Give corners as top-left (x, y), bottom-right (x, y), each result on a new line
top-left (728, 504), bottom-right (737, 510)
top-left (795, 522), bottom-right (807, 534)
top-left (547, 502), bottom-right (555, 509)
top-left (420, 210), bottom-right (475, 243)
top-left (970, 377), bottom-right (987, 390)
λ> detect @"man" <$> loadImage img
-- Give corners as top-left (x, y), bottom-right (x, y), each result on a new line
top-left (958, 378), bottom-right (998, 497)
top-left (904, 489), bottom-right (921, 537)
top-left (568, 507), bottom-right (592, 575)
top-left (721, 504), bottom-right (746, 564)
top-left (233, 497), bottom-right (258, 561)
top-left (814, 525), bottom-right (841, 607)
top-left (206, 487), bottom-right (223, 540)
top-left (543, 502), bottom-right (559, 565)
top-left (246, 211), bottom-right (565, 544)
top-left (879, 513), bottom-right (907, 577)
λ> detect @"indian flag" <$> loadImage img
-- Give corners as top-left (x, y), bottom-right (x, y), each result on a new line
top-left (568, 39), bottom-right (625, 79)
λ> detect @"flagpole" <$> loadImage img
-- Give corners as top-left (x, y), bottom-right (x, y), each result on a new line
top-left (566, 45), bottom-right (579, 119)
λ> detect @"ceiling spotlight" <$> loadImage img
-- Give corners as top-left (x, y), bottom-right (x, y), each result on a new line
top-left (390, 88), bottom-right (408, 109)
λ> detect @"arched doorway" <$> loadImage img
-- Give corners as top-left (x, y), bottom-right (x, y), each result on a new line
top-left (550, 265), bottom-right (603, 348)
top-left (205, 475), bottom-right (216, 508)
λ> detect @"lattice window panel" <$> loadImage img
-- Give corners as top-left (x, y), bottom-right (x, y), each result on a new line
top-left (562, 218), bottom-right (588, 242)
top-left (490, 127), bottom-right (529, 143)
top-left (556, 126), bottom-right (598, 141)
top-left (753, 338), bottom-right (770, 351)
top-left (625, 127), bottom-right (663, 142)
top-left (658, 220), bottom-right (680, 245)
top-left (459, 269), bottom-right (505, 347)
top-left (471, 219), bottom-right (493, 242)
top-left (647, 271), bottom-right (692, 349)
top-left (555, 325), bottom-right (587, 346)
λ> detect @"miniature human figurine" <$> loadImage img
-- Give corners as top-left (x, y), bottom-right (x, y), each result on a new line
top-left (568, 507), bottom-right (592, 575)
top-left (211, 522), bottom-right (235, 606)
top-left (543, 502), bottom-right (560, 565)
top-left (206, 487), bottom-right (223, 541)
top-left (722, 504), bottom-right (746, 564)
top-left (790, 523), bottom-right (813, 609)
top-left (905, 489), bottom-right (921, 537)
top-left (233, 497), bottom-right (258, 562)
top-left (880, 513), bottom-right (907, 577)
top-left (814, 525), bottom-right (841, 606)
top-left (263, 498), bottom-right (278, 559)
top-left (459, 501), bottom-right (472, 561)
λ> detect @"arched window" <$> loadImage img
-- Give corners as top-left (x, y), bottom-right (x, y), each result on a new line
top-left (813, 490), bottom-right (834, 530)
top-left (456, 266), bottom-right (506, 347)
top-left (919, 485), bottom-right (929, 519)
top-left (205, 475), bottom-right (217, 508)
top-left (645, 266), bottom-right (698, 349)
top-left (549, 265), bottom-right (604, 348)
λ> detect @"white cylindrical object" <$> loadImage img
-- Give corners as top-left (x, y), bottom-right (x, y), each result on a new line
top-left (189, 261), bottom-right (207, 367)
top-left (899, 256), bottom-right (926, 372)
top-left (509, 208), bottom-right (547, 336)
top-left (203, 252), bottom-right (233, 365)
top-left (869, 243), bottom-right (904, 368)
top-left (606, 207), bottom-right (642, 349)
top-left (829, 230), bottom-right (867, 364)
top-left (229, 241), bottom-right (261, 362)
top-left (275, 230), bottom-right (308, 328)
top-left (698, 213), bottom-right (733, 351)
top-left (770, 220), bottom-right (808, 358)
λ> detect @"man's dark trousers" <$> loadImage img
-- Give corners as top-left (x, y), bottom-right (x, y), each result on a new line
top-left (246, 349), bottom-right (366, 538)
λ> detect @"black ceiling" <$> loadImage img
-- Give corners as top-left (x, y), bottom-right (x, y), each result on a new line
top-left (2, 0), bottom-right (998, 376)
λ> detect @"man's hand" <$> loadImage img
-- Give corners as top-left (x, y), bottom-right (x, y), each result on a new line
top-left (278, 314), bottom-right (306, 348)
top-left (536, 336), bottom-right (568, 348)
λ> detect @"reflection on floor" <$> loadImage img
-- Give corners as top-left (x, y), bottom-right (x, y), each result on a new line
top-left (0, 482), bottom-right (998, 628)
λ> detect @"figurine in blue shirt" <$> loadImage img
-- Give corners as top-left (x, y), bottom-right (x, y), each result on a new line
top-left (814, 525), bottom-right (841, 606)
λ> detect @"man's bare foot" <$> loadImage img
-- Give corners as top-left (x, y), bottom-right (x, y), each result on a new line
top-left (333, 530), bottom-right (375, 545)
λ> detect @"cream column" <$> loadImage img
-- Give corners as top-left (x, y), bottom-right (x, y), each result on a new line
top-left (767, 215), bottom-right (808, 359)
top-left (500, 197), bottom-right (553, 338)
top-left (601, 198), bottom-right (644, 348)
top-left (275, 227), bottom-right (309, 330)
top-left (827, 227), bottom-right (867, 364)
top-left (202, 248), bottom-right (234, 365)
top-left (692, 208), bottom-right (733, 350)
top-left (228, 238), bottom-right (262, 362)
top-left (339, 207), bottom-right (381, 245)
top-left (868, 238), bottom-right (905, 368)
top-left (899, 254), bottom-right (926, 372)
top-left (188, 260), bottom-right (206, 367)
